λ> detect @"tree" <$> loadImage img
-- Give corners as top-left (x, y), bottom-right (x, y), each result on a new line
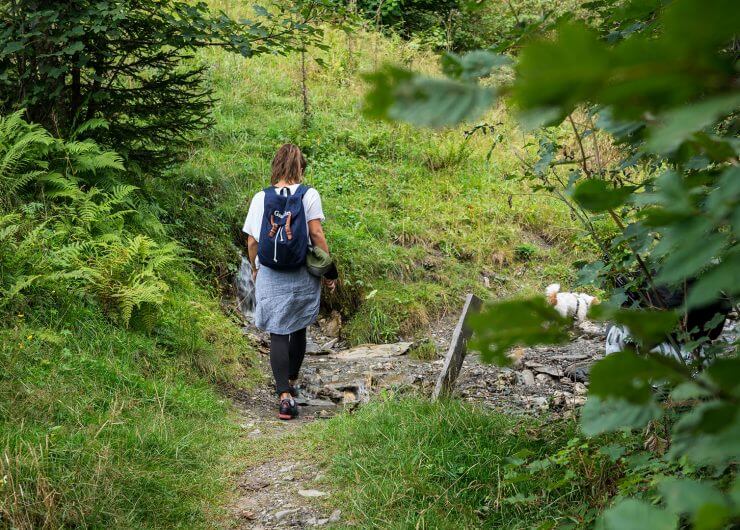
top-left (0, 1), bottom-right (321, 173)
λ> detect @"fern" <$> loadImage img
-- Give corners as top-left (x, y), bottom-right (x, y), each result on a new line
top-left (0, 112), bottom-right (181, 328)
top-left (0, 111), bottom-right (54, 200)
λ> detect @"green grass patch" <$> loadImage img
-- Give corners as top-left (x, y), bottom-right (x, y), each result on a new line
top-left (0, 293), bottom-right (255, 529)
top-left (305, 398), bottom-right (620, 529)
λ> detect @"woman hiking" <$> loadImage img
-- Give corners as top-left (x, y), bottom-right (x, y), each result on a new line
top-left (243, 144), bottom-right (337, 420)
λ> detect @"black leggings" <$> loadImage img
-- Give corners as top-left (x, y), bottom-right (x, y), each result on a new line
top-left (269, 328), bottom-right (306, 395)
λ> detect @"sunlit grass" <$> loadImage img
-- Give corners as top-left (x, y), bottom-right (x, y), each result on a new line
top-left (174, 21), bottom-right (590, 344)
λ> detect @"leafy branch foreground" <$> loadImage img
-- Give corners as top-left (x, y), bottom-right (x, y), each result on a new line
top-left (363, 0), bottom-right (739, 527)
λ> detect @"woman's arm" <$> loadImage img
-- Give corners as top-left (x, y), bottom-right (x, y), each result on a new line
top-left (247, 235), bottom-right (259, 280)
top-left (308, 219), bottom-right (329, 253)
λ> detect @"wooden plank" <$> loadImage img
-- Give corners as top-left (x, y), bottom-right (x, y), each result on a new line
top-left (432, 294), bottom-right (483, 400)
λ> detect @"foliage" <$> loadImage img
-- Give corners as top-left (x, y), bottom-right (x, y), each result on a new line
top-left (352, 0), bottom-right (577, 52)
top-left (306, 397), bottom-right (624, 528)
top-left (0, 0), bottom-right (323, 172)
top-left (0, 300), bottom-right (247, 529)
top-left (0, 112), bottom-right (183, 326)
top-left (362, 0), bottom-right (739, 526)
top-left (173, 23), bottom-right (587, 343)
top-left (0, 113), bottom-right (258, 527)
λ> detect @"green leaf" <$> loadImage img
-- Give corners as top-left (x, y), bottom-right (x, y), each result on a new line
top-left (685, 247), bottom-right (740, 308)
top-left (1, 41), bottom-right (24, 56)
top-left (659, 477), bottom-right (730, 524)
top-left (363, 65), bottom-right (496, 128)
top-left (656, 230), bottom-right (728, 284)
top-left (469, 297), bottom-right (569, 366)
top-left (599, 443), bottom-right (627, 462)
top-left (694, 503), bottom-right (732, 530)
top-left (252, 4), bottom-right (269, 17)
top-left (62, 41), bottom-right (85, 55)
top-left (441, 50), bottom-right (512, 81)
top-left (704, 358), bottom-right (740, 397)
top-left (513, 23), bottom-right (609, 115)
top-left (581, 396), bottom-right (662, 435)
top-left (571, 179), bottom-right (636, 213)
top-left (670, 401), bottom-right (740, 466)
top-left (647, 94), bottom-right (740, 153)
top-left (670, 381), bottom-right (711, 400)
top-left (589, 350), bottom-right (684, 404)
top-left (597, 499), bottom-right (677, 530)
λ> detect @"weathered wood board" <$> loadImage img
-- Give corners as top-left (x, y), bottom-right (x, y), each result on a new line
top-left (432, 293), bottom-right (483, 400)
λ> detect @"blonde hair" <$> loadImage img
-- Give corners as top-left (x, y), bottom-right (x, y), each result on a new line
top-left (271, 143), bottom-right (306, 185)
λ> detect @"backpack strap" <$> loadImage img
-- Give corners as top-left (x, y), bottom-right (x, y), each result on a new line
top-left (294, 184), bottom-right (310, 199)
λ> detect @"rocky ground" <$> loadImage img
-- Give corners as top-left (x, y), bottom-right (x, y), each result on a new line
top-left (227, 305), bottom-right (738, 529)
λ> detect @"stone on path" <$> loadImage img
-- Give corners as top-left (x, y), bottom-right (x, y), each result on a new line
top-left (298, 489), bottom-right (328, 498)
top-left (330, 342), bottom-right (412, 360)
top-left (520, 369), bottom-right (535, 386)
top-left (274, 508), bottom-right (299, 521)
top-left (525, 361), bottom-right (563, 378)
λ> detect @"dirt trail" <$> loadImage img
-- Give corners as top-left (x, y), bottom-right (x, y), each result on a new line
top-left (226, 315), bottom-right (601, 529)
top-left (228, 380), bottom-right (339, 529)
top-left (227, 310), bottom-right (738, 529)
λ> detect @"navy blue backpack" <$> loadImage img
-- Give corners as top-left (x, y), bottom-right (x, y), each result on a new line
top-left (257, 185), bottom-right (310, 270)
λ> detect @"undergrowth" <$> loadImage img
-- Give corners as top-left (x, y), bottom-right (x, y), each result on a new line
top-left (305, 397), bottom-right (633, 529)
top-left (0, 296), bottom-right (250, 528)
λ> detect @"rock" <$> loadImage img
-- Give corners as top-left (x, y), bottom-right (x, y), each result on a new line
top-left (530, 396), bottom-right (549, 410)
top-left (275, 508), bottom-right (299, 521)
top-left (322, 311), bottom-right (342, 338)
top-left (520, 369), bottom-right (535, 386)
top-left (240, 478), bottom-right (269, 491)
top-left (298, 489), bottom-right (328, 498)
top-left (317, 518), bottom-right (329, 525)
top-left (306, 337), bottom-right (321, 354)
top-left (331, 342), bottom-right (413, 360)
top-left (305, 398), bottom-right (336, 408)
top-left (574, 382), bottom-right (588, 395)
top-left (577, 320), bottom-right (604, 337)
top-left (525, 361), bottom-right (564, 378)
top-left (329, 510), bottom-right (341, 522)
top-left (550, 353), bottom-right (591, 362)
top-left (321, 338), bottom-right (339, 351)
top-left (535, 373), bottom-right (552, 385)
top-left (565, 362), bottom-right (591, 382)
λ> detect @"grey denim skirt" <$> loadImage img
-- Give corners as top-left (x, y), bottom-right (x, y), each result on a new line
top-left (254, 265), bottom-right (321, 335)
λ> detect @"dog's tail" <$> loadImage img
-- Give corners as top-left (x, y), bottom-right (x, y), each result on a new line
top-left (545, 283), bottom-right (560, 306)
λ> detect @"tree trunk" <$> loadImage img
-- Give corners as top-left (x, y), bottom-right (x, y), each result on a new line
top-left (300, 47), bottom-right (310, 129)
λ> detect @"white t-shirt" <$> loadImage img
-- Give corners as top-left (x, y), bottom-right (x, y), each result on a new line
top-left (242, 184), bottom-right (324, 242)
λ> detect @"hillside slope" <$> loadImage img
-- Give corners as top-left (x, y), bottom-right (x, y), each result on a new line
top-left (167, 20), bottom-right (589, 344)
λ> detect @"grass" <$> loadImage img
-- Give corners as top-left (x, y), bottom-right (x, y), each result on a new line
top-left (161, 8), bottom-right (592, 344)
top-left (0, 5), bottom-right (600, 528)
top-left (0, 277), bottom-right (259, 529)
top-left (304, 397), bottom-right (621, 529)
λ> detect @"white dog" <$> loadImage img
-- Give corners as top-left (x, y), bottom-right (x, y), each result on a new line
top-left (545, 283), bottom-right (599, 322)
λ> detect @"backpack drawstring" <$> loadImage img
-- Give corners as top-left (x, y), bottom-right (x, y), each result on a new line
top-left (274, 227), bottom-right (279, 263)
